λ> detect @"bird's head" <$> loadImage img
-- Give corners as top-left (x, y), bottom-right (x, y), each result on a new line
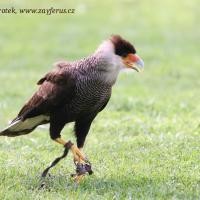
top-left (110, 35), bottom-right (144, 72)
top-left (94, 35), bottom-right (144, 84)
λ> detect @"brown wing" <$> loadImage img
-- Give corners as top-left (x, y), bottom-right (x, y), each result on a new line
top-left (16, 66), bottom-right (75, 121)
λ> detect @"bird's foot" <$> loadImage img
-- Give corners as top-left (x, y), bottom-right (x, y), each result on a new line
top-left (71, 162), bottom-right (93, 184)
top-left (64, 141), bottom-right (93, 184)
top-left (70, 145), bottom-right (93, 184)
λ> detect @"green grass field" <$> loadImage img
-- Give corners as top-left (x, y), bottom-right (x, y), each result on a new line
top-left (0, 0), bottom-right (200, 199)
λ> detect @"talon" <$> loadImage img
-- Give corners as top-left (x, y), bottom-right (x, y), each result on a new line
top-left (73, 174), bottom-right (85, 184)
top-left (76, 163), bottom-right (93, 175)
top-left (85, 163), bottom-right (93, 175)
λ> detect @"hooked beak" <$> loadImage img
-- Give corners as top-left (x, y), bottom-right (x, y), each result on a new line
top-left (123, 53), bottom-right (144, 72)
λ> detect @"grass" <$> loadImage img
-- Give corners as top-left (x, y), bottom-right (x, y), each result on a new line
top-left (0, 0), bottom-right (200, 199)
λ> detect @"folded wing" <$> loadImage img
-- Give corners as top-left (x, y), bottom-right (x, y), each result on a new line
top-left (0, 64), bottom-right (75, 137)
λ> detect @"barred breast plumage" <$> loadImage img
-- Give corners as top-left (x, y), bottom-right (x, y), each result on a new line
top-left (56, 53), bottom-right (113, 122)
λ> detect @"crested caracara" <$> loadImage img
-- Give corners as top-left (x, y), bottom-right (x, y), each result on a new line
top-left (0, 35), bottom-right (144, 182)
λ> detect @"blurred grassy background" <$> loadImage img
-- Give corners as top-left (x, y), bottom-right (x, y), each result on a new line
top-left (0, 0), bottom-right (200, 199)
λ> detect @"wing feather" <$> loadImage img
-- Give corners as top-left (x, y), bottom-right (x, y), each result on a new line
top-left (16, 65), bottom-right (75, 121)
top-left (0, 62), bottom-right (75, 137)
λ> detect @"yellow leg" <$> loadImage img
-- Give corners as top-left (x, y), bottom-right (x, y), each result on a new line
top-left (73, 174), bottom-right (84, 184)
top-left (71, 145), bottom-right (86, 162)
top-left (55, 138), bottom-right (67, 145)
top-left (54, 138), bottom-right (86, 162)
top-left (54, 138), bottom-right (91, 184)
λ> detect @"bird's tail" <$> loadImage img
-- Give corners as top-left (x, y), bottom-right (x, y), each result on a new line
top-left (0, 115), bottom-right (49, 137)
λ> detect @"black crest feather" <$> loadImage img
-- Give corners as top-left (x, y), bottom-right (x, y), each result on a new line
top-left (110, 35), bottom-right (136, 57)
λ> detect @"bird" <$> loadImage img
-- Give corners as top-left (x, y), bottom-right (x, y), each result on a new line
top-left (0, 35), bottom-right (144, 182)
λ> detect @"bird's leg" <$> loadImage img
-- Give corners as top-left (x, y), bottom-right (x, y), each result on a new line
top-left (54, 138), bottom-right (92, 183)
top-left (54, 137), bottom-right (66, 145)
top-left (54, 138), bottom-right (86, 163)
